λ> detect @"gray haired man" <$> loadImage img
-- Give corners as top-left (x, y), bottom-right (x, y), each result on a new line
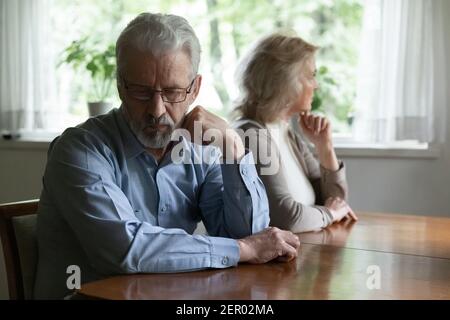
top-left (34, 13), bottom-right (300, 299)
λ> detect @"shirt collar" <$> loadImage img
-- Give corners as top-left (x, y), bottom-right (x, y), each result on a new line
top-left (115, 106), bottom-right (146, 159)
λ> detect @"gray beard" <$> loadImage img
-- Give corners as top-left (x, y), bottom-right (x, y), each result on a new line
top-left (134, 125), bottom-right (172, 149)
top-left (121, 105), bottom-right (176, 149)
top-left (129, 115), bottom-right (175, 149)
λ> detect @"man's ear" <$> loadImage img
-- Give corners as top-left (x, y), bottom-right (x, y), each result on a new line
top-left (190, 75), bottom-right (202, 102)
top-left (118, 85), bottom-right (125, 102)
top-left (117, 76), bottom-right (126, 102)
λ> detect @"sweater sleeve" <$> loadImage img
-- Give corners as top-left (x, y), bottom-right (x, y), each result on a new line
top-left (293, 131), bottom-right (349, 204)
top-left (238, 127), bottom-right (334, 233)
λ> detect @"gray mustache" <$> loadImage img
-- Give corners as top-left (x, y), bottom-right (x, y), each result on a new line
top-left (144, 115), bottom-right (174, 127)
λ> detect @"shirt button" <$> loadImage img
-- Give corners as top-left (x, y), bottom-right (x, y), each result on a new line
top-left (221, 256), bottom-right (229, 265)
top-left (242, 168), bottom-right (248, 176)
top-left (160, 206), bottom-right (166, 213)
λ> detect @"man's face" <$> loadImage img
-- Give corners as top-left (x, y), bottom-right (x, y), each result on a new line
top-left (118, 48), bottom-right (201, 149)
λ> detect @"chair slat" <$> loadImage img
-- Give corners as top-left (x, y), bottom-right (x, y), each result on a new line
top-left (0, 199), bottom-right (39, 300)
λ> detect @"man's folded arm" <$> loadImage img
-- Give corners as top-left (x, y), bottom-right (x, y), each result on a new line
top-left (44, 133), bottom-right (240, 275)
top-left (198, 149), bottom-right (270, 239)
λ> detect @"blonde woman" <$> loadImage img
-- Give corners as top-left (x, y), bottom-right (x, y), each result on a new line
top-left (233, 32), bottom-right (358, 233)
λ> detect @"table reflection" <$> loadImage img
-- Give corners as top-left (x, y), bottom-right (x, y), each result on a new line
top-left (121, 261), bottom-right (300, 300)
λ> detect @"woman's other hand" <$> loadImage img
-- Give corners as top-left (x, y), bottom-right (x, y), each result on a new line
top-left (324, 197), bottom-right (358, 223)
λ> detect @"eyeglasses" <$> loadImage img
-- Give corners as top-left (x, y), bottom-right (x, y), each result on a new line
top-left (121, 75), bottom-right (196, 103)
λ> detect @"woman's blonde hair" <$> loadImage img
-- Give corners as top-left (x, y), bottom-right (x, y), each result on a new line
top-left (233, 32), bottom-right (318, 124)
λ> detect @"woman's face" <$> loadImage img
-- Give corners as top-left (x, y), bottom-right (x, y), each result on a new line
top-left (286, 58), bottom-right (318, 117)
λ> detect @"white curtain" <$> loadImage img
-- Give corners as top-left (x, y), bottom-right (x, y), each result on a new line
top-left (352, 0), bottom-right (447, 143)
top-left (0, 0), bottom-right (55, 134)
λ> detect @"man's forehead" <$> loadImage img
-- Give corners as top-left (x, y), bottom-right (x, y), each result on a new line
top-left (121, 48), bottom-right (192, 85)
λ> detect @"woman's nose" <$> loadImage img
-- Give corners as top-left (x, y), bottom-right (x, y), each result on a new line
top-left (314, 80), bottom-right (319, 90)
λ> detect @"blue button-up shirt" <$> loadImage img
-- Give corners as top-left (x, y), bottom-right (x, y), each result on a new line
top-left (34, 107), bottom-right (269, 299)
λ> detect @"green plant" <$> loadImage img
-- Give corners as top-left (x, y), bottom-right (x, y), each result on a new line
top-left (312, 65), bottom-right (355, 132)
top-left (311, 66), bottom-right (335, 113)
top-left (59, 37), bottom-right (116, 102)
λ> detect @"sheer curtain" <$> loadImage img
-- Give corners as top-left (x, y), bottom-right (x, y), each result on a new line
top-left (352, 0), bottom-right (447, 144)
top-left (0, 0), bottom-right (55, 134)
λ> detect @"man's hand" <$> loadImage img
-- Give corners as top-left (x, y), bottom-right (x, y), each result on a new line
top-left (237, 227), bottom-right (301, 264)
top-left (325, 197), bottom-right (358, 223)
top-left (182, 105), bottom-right (245, 161)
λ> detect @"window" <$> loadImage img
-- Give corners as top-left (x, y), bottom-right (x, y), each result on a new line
top-left (2, 0), bottom-right (446, 149)
top-left (351, 0), bottom-right (446, 146)
top-left (48, 0), bottom-right (364, 132)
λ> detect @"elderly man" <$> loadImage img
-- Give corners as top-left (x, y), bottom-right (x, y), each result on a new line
top-left (33, 13), bottom-right (300, 299)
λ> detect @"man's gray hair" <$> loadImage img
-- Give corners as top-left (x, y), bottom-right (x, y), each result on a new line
top-left (116, 13), bottom-right (201, 79)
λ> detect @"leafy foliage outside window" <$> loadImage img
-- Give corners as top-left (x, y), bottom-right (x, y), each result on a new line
top-left (312, 65), bottom-right (355, 129)
top-left (50, 0), bottom-right (363, 133)
top-left (312, 66), bottom-right (335, 113)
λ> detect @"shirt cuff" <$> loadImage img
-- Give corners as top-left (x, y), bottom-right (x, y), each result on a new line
top-left (209, 236), bottom-right (240, 268)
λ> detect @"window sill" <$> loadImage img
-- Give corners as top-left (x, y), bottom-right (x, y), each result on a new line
top-left (0, 131), bottom-right (59, 151)
top-left (0, 138), bottom-right (52, 151)
top-left (0, 137), bottom-right (441, 159)
top-left (334, 143), bottom-right (440, 159)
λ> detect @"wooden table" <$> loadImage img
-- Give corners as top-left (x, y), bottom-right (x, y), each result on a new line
top-left (77, 212), bottom-right (450, 300)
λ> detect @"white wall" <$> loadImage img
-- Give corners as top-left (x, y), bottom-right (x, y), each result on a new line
top-left (344, 152), bottom-right (450, 216)
top-left (0, 148), bottom-right (48, 203)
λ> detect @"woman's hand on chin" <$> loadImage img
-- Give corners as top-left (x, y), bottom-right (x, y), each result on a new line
top-left (299, 112), bottom-right (333, 148)
top-left (299, 112), bottom-right (340, 171)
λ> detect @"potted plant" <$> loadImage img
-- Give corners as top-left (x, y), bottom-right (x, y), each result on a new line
top-left (59, 38), bottom-right (116, 117)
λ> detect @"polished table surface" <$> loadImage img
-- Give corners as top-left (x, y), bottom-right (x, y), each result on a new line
top-left (298, 212), bottom-right (450, 259)
top-left (78, 212), bottom-right (450, 300)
